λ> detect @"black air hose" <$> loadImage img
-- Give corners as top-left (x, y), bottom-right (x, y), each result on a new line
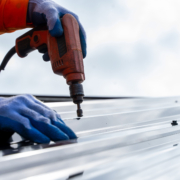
top-left (0, 46), bottom-right (16, 72)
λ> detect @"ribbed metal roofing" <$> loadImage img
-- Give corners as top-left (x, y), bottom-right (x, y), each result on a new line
top-left (1, 97), bottom-right (180, 179)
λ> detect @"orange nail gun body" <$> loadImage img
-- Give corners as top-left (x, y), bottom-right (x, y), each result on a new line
top-left (1, 14), bottom-right (85, 117)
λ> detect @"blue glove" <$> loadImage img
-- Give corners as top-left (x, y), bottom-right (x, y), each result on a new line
top-left (27, 0), bottom-right (87, 61)
top-left (0, 94), bottom-right (77, 144)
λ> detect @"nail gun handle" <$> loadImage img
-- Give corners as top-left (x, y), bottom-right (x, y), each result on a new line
top-left (16, 26), bottom-right (48, 58)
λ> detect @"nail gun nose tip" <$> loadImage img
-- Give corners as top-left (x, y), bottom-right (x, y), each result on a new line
top-left (77, 105), bottom-right (83, 117)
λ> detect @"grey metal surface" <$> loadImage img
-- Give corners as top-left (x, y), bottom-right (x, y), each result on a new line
top-left (1, 97), bottom-right (180, 179)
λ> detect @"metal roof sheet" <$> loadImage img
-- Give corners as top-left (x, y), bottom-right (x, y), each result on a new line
top-left (1, 97), bottom-right (180, 179)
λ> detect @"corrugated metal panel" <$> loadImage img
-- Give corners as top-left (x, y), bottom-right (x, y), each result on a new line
top-left (1, 97), bottom-right (180, 179)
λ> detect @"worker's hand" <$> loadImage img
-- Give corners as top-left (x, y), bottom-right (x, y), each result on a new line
top-left (27, 0), bottom-right (87, 61)
top-left (0, 94), bottom-right (77, 144)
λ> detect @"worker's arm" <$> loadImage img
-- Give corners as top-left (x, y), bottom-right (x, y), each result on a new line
top-left (0, 0), bottom-right (88, 143)
top-left (0, 0), bottom-right (87, 58)
top-left (0, 0), bottom-right (33, 35)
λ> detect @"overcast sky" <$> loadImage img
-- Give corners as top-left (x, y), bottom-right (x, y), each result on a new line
top-left (1, 0), bottom-right (180, 97)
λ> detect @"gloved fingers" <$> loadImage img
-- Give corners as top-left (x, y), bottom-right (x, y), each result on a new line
top-left (24, 94), bottom-right (54, 112)
top-left (79, 22), bottom-right (87, 58)
top-left (29, 94), bottom-right (54, 111)
top-left (47, 17), bottom-right (87, 58)
top-left (29, 1), bottom-right (87, 57)
top-left (32, 5), bottom-right (63, 37)
top-left (0, 115), bottom-right (50, 144)
top-left (33, 98), bottom-right (65, 124)
top-left (28, 96), bottom-right (65, 124)
top-left (29, 116), bottom-right (69, 141)
top-left (21, 109), bottom-right (69, 141)
top-left (32, 12), bottom-right (47, 26)
top-left (22, 103), bottom-right (72, 140)
top-left (26, 101), bottom-right (63, 124)
top-left (43, 52), bottom-right (50, 61)
top-left (42, 7), bottom-right (63, 37)
top-left (23, 125), bottom-right (50, 144)
top-left (59, 11), bottom-right (87, 58)
top-left (55, 114), bottom-right (66, 125)
top-left (49, 17), bottom-right (64, 37)
top-left (60, 10), bottom-right (87, 58)
top-left (33, 12), bottom-right (86, 57)
top-left (52, 121), bottom-right (77, 139)
top-left (42, 5), bottom-right (87, 56)
top-left (55, 113), bottom-right (66, 124)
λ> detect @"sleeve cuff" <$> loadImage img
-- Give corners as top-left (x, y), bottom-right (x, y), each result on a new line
top-left (0, 0), bottom-right (7, 32)
top-left (3, 0), bottom-right (30, 31)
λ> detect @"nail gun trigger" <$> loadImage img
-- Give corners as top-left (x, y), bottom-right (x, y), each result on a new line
top-left (37, 44), bottom-right (48, 54)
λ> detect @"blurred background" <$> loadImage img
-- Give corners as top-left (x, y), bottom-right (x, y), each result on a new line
top-left (0, 0), bottom-right (180, 97)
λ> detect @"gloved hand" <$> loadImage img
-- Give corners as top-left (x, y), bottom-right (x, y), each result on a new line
top-left (0, 94), bottom-right (77, 144)
top-left (27, 0), bottom-right (87, 61)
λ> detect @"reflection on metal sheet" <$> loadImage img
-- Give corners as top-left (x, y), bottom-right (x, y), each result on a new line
top-left (1, 97), bottom-right (180, 179)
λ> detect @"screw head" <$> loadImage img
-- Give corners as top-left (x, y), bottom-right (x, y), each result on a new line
top-left (171, 120), bottom-right (178, 126)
